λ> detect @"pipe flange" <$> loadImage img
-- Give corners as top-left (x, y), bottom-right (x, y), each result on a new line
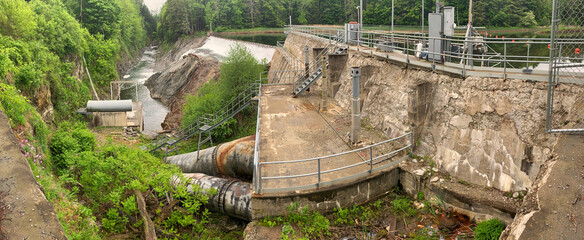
top-left (211, 143), bottom-right (223, 177)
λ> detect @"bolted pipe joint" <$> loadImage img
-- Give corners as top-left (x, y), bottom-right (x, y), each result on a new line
top-left (166, 135), bottom-right (255, 179)
top-left (173, 173), bottom-right (252, 221)
top-left (350, 67), bottom-right (361, 144)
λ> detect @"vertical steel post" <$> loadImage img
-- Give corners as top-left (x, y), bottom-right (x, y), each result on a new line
top-left (304, 46), bottom-right (310, 76)
top-left (546, 0), bottom-right (559, 132)
top-left (258, 163), bottom-right (262, 193)
top-left (410, 132), bottom-right (414, 156)
top-left (504, 42), bottom-right (507, 80)
top-left (350, 67), bottom-right (361, 144)
top-left (321, 55), bottom-right (328, 111)
top-left (369, 147), bottom-right (373, 173)
top-left (317, 158), bottom-right (321, 187)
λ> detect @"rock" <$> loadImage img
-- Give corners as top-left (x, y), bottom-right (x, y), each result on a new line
top-left (413, 169), bottom-right (426, 176)
top-left (513, 192), bottom-right (519, 198)
top-left (412, 159), bottom-right (418, 163)
top-left (449, 115), bottom-right (473, 128)
top-left (430, 176), bottom-right (440, 183)
top-left (413, 202), bottom-right (425, 209)
top-left (432, 167), bottom-right (439, 173)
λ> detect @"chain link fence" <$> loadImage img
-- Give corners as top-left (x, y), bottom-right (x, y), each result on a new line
top-left (546, 0), bottom-right (584, 133)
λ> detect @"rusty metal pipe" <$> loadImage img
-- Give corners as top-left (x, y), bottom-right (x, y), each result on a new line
top-left (166, 135), bottom-right (255, 178)
top-left (174, 173), bottom-right (252, 221)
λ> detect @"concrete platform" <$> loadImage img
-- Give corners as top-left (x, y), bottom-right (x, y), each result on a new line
top-left (257, 84), bottom-right (369, 193)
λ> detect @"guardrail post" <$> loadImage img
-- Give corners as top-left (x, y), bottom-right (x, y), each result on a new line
top-left (258, 163), bottom-right (262, 194)
top-left (504, 42), bottom-right (507, 80)
top-left (369, 147), bottom-right (373, 173)
top-left (409, 132), bottom-right (414, 157)
top-left (317, 158), bottom-right (321, 187)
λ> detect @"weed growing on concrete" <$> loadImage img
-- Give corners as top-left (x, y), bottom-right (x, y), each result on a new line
top-left (474, 218), bottom-right (506, 240)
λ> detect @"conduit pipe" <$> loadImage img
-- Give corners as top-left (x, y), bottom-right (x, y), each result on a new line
top-left (166, 135), bottom-right (255, 179)
top-left (173, 173), bottom-right (252, 221)
top-left (86, 100), bottom-right (133, 112)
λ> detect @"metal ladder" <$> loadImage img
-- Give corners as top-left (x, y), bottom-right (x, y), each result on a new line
top-left (151, 82), bottom-right (260, 160)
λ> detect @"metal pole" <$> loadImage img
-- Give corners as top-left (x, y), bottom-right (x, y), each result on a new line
top-left (321, 55), bottom-right (328, 111)
top-left (317, 158), bottom-right (321, 187)
top-left (258, 163), bottom-right (262, 193)
top-left (360, 0), bottom-right (363, 29)
top-left (409, 132), bottom-right (414, 156)
top-left (391, 0), bottom-right (394, 37)
top-left (545, 0), bottom-right (559, 132)
top-left (422, 0), bottom-right (425, 37)
top-left (504, 42), bottom-right (507, 79)
top-left (526, 41), bottom-right (531, 69)
top-left (369, 147), bottom-right (373, 173)
top-left (350, 67), bottom-right (361, 144)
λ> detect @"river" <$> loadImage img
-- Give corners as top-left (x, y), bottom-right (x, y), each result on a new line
top-left (120, 36), bottom-right (276, 132)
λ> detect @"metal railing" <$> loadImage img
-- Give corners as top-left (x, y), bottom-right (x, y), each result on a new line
top-left (546, 0), bottom-right (584, 133)
top-left (287, 25), bottom-right (584, 82)
top-left (255, 132), bottom-right (413, 194)
top-left (150, 81), bottom-right (260, 155)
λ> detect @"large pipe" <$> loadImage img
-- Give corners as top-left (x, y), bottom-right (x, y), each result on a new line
top-left (166, 135), bottom-right (255, 179)
top-left (174, 173), bottom-right (252, 221)
top-left (86, 100), bottom-right (132, 112)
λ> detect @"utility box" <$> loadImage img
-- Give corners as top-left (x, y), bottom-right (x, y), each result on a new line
top-left (443, 7), bottom-right (455, 37)
top-left (428, 13), bottom-right (444, 63)
top-left (345, 22), bottom-right (360, 45)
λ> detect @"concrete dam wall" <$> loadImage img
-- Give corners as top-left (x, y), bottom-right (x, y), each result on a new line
top-left (272, 32), bottom-right (583, 192)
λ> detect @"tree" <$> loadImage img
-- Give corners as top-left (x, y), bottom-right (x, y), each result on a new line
top-left (520, 11), bottom-right (538, 27)
top-left (0, 0), bottom-right (37, 39)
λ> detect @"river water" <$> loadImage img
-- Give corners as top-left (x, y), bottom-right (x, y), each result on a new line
top-left (120, 36), bottom-right (276, 132)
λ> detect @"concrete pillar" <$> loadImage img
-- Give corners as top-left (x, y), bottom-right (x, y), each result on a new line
top-left (350, 67), bottom-right (361, 144)
top-left (320, 55), bottom-right (328, 111)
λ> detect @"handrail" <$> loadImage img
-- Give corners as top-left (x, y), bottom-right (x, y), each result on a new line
top-left (256, 132), bottom-right (413, 193)
top-left (150, 80), bottom-right (260, 153)
top-left (288, 25), bottom-right (584, 71)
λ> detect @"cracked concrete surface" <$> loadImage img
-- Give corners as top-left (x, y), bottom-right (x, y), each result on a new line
top-left (0, 110), bottom-right (67, 239)
top-left (502, 134), bottom-right (584, 239)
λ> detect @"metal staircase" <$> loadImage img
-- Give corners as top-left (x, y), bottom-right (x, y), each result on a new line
top-left (292, 35), bottom-right (345, 97)
top-left (150, 82), bottom-right (260, 160)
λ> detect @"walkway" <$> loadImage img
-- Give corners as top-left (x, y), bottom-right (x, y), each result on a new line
top-left (0, 110), bottom-right (66, 239)
top-left (257, 84), bottom-right (369, 193)
top-left (506, 134), bottom-right (584, 239)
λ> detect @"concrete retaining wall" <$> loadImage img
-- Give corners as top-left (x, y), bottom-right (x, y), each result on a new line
top-left (252, 168), bottom-right (400, 219)
top-left (271, 32), bottom-right (584, 192)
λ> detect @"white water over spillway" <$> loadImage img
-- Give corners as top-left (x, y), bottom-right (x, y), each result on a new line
top-left (181, 36), bottom-right (275, 62)
top-left (121, 37), bottom-right (275, 131)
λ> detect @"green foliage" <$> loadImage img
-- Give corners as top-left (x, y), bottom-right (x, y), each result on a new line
top-left (391, 197), bottom-right (417, 217)
top-left (520, 11), bottom-right (539, 27)
top-left (102, 209), bottom-right (128, 233)
top-left (474, 218), bottom-right (506, 240)
top-left (0, 83), bottom-right (49, 148)
top-left (182, 44), bottom-right (265, 143)
top-left (0, 0), bottom-right (37, 39)
top-left (285, 203), bottom-right (330, 239)
top-left (50, 122), bottom-right (95, 173)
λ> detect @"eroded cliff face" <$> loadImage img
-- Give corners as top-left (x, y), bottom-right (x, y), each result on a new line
top-left (145, 53), bottom-right (220, 130)
top-left (272, 32), bottom-right (583, 192)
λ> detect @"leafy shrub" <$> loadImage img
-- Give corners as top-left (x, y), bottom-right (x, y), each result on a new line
top-left (391, 197), bottom-right (416, 217)
top-left (102, 209), bottom-right (128, 233)
top-left (474, 218), bottom-right (506, 240)
top-left (181, 44), bottom-right (266, 143)
top-left (50, 122), bottom-right (95, 173)
top-left (0, 83), bottom-right (49, 147)
top-left (285, 203), bottom-right (330, 239)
